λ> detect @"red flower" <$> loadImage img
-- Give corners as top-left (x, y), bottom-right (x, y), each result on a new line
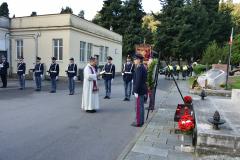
top-left (184, 96), bottom-right (192, 104)
top-left (178, 108), bottom-right (195, 132)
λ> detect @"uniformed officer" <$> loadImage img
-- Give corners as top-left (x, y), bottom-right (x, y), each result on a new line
top-left (102, 56), bottom-right (115, 99)
top-left (122, 55), bottom-right (134, 101)
top-left (167, 64), bottom-right (173, 80)
top-left (132, 53), bottom-right (147, 127)
top-left (17, 57), bottom-right (26, 90)
top-left (0, 56), bottom-right (9, 88)
top-left (33, 57), bottom-right (44, 91)
top-left (48, 57), bottom-right (59, 93)
top-left (66, 57), bottom-right (77, 95)
top-left (182, 64), bottom-right (188, 80)
top-left (176, 64), bottom-right (181, 80)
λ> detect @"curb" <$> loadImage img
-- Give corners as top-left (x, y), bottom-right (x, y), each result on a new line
top-left (116, 109), bottom-right (157, 160)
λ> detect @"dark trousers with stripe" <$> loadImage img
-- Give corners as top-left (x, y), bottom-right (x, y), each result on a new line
top-left (135, 95), bottom-right (145, 126)
top-left (68, 77), bottom-right (75, 94)
top-left (35, 76), bottom-right (42, 90)
top-left (0, 74), bottom-right (7, 87)
top-left (18, 74), bottom-right (25, 89)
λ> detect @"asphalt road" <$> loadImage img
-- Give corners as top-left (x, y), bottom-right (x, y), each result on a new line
top-left (0, 76), bottom-right (172, 160)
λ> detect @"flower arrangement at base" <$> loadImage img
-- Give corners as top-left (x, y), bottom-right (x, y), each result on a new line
top-left (178, 107), bottom-right (195, 133)
top-left (184, 96), bottom-right (192, 104)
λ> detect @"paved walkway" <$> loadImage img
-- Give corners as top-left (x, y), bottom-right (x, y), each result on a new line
top-left (120, 78), bottom-right (240, 160)
top-left (120, 79), bottom-right (196, 160)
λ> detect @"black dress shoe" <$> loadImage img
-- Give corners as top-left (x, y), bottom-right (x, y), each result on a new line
top-left (104, 96), bottom-right (108, 99)
top-left (126, 98), bottom-right (130, 101)
top-left (86, 110), bottom-right (96, 113)
top-left (131, 122), bottom-right (143, 127)
top-left (50, 91), bottom-right (56, 93)
top-left (1, 86), bottom-right (6, 88)
top-left (123, 98), bottom-right (127, 101)
top-left (107, 96), bottom-right (111, 99)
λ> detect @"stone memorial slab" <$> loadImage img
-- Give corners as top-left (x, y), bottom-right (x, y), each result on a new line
top-left (194, 98), bottom-right (240, 155)
top-left (197, 69), bottom-right (226, 89)
top-left (232, 89), bottom-right (240, 105)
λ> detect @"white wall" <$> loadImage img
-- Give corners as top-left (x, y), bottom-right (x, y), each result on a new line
top-left (69, 29), bottom-right (122, 72)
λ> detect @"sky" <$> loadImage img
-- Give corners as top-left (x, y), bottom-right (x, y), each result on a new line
top-left (1, 0), bottom-right (240, 20)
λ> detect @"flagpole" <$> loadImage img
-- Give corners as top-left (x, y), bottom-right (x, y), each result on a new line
top-left (225, 27), bottom-right (234, 90)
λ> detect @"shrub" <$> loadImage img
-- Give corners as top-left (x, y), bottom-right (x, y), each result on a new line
top-left (193, 64), bottom-right (207, 75)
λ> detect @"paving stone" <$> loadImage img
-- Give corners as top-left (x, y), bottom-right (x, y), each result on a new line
top-left (145, 136), bottom-right (167, 144)
top-left (132, 144), bottom-right (168, 157)
top-left (167, 150), bottom-right (195, 160)
top-left (135, 141), bottom-right (154, 147)
top-left (153, 142), bottom-right (175, 150)
top-left (124, 151), bottom-right (150, 160)
top-left (149, 155), bottom-right (167, 160)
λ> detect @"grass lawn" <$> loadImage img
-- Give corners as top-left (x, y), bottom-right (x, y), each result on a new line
top-left (229, 76), bottom-right (240, 89)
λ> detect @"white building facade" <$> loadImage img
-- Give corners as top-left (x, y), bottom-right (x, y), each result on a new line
top-left (0, 16), bottom-right (10, 60)
top-left (8, 14), bottom-right (122, 77)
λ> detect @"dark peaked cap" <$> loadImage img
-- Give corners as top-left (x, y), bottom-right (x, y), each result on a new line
top-left (107, 56), bottom-right (113, 60)
top-left (134, 53), bottom-right (144, 60)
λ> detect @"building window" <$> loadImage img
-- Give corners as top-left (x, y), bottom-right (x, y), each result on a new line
top-left (53, 39), bottom-right (63, 60)
top-left (99, 46), bottom-right (104, 62)
top-left (87, 43), bottom-right (92, 59)
top-left (80, 41), bottom-right (86, 62)
top-left (16, 40), bottom-right (23, 59)
top-left (105, 47), bottom-right (109, 62)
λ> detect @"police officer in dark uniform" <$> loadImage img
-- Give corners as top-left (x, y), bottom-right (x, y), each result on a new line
top-left (132, 54), bottom-right (147, 127)
top-left (0, 56), bottom-right (9, 88)
top-left (33, 57), bottom-right (44, 91)
top-left (122, 55), bottom-right (134, 101)
top-left (48, 57), bottom-right (59, 93)
top-left (66, 57), bottom-right (77, 95)
top-left (102, 56), bottom-right (115, 99)
top-left (17, 57), bottom-right (26, 90)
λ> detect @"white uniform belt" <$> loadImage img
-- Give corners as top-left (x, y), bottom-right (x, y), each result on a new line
top-left (50, 71), bottom-right (57, 73)
top-left (18, 70), bottom-right (23, 71)
top-left (68, 71), bottom-right (75, 73)
top-left (124, 72), bottom-right (132, 74)
top-left (35, 70), bottom-right (42, 72)
top-left (105, 72), bottom-right (112, 74)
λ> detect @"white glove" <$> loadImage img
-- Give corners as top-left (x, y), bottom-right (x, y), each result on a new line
top-left (111, 79), bottom-right (114, 83)
top-left (121, 73), bottom-right (124, 76)
top-left (132, 80), bottom-right (134, 83)
top-left (134, 93), bottom-right (138, 98)
top-left (40, 74), bottom-right (43, 79)
top-left (73, 76), bottom-right (77, 81)
top-left (56, 76), bottom-right (58, 80)
top-left (23, 74), bottom-right (25, 77)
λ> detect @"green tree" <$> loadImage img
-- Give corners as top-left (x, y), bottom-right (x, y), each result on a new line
top-left (176, 1), bottom-right (210, 60)
top-left (92, 0), bottom-right (123, 34)
top-left (122, 0), bottom-right (145, 55)
top-left (60, 6), bottom-right (73, 14)
top-left (154, 0), bottom-right (184, 58)
top-left (78, 10), bottom-right (85, 19)
top-left (30, 11), bottom-right (37, 16)
top-left (201, 41), bottom-right (228, 65)
top-left (231, 34), bottom-right (240, 65)
top-left (0, 2), bottom-right (9, 17)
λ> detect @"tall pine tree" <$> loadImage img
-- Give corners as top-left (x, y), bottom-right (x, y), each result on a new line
top-left (92, 0), bottom-right (123, 34)
top-left (0, 2), bottom-right (9, 18)
top-left (122, 0), bottom-right (145, 55)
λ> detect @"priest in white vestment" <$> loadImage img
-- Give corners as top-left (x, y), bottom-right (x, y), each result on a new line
top-left (81, 57), bottom-right (99, 113)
